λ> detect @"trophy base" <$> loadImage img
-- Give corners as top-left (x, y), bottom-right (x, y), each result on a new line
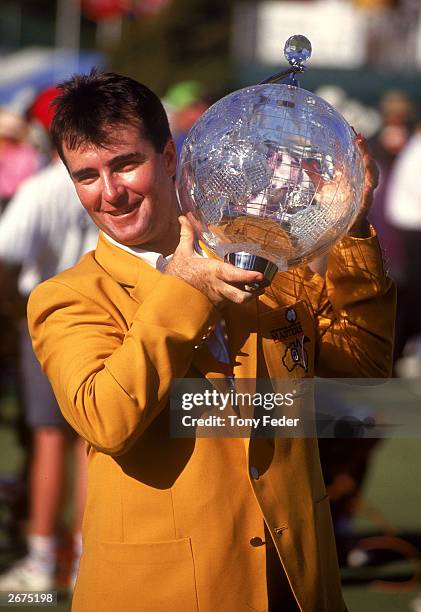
top-left (225, 252), bottom-right (278, 291)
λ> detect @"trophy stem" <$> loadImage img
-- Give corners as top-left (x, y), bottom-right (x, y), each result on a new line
top-left (260, 65), bottom-right (304, 87)
top-left (225, 252), bottom-right (278, 291)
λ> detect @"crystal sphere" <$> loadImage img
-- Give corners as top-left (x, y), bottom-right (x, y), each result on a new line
top-left (284, 34), bottom-right (312, 66)
top-left (176, 84), bottom-right (364, 271)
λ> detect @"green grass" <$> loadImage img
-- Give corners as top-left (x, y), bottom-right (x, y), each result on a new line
top-left (343, 438), bottom-right (421, 611)
top-left (354, 439), bottom-right (421, 532)
top-left (343, 587), bottom-right (421, 612)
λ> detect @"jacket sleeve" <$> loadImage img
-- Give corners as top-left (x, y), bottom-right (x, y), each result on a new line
top-left (27, 274), bottom-right (217, 455)
top-left (314, 231), bottom-right (396, 377)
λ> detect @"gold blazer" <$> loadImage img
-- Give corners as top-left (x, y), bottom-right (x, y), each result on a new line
top-left (28, 231), bottom-right (395, 612)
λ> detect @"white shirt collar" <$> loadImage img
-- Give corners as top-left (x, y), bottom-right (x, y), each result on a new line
top-left (103, 231), bottom-right (229, 361)
top-left (102, 231), bottom-right (167, 269)
top-left (102, 231), bottom-right (207, 270)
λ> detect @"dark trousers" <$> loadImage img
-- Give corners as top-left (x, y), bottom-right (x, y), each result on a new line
top-left (265, 526), bottom-right (300, 611)
top-left (394, 228), bottom-right (421, 359)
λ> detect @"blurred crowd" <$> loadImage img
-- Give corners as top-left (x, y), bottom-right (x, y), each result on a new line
top-left (316, 84), bottom-right (421, 567)
top-left (0, 86), bottom-right (98, 592)
top-left (0, 75), bottom-right (420, 592)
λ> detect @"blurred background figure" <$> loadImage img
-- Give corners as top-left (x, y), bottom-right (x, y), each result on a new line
top-left (373, 90), bottom-right (415, 162)
top-left (368, 90), bottom-right (416, 285)
top-left (385, 124), bottom-right (421, 363)
top-left (26, 86), bottom-right (64, 163)
top-left (0, 88), bottom-right (98, 592)
top-left (0, 107), bottom-right (41, 564)
top-left (317, 84), bottom-right (419, 367)
top-left (164, 80), bottom-right (210, 157)
top-left (0, 110), bottom-right (40, 213)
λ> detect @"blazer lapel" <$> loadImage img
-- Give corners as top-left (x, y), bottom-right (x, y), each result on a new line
top-left (191, 300), bottom-right (259, 450)
top-left (95, 234), bottom-right (259, 441)
top-left (224, 299), bottom-right (258, 382)
top-left (94, 232), bottom-right (167, 304)
top-left (223, 299), bottom-right (259, 449)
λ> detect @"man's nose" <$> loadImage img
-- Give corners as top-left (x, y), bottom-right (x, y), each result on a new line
top-left (102, 174), bottom-right (123, 203)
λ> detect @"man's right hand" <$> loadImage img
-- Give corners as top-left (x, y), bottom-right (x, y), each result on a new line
top-left (164, 216), bottom-right (264, 308)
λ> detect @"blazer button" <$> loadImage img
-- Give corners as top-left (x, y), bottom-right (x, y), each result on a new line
top-left (250, 537), bottom-right (264, 547)
top-left (250, 466), bottom-right (259, 480)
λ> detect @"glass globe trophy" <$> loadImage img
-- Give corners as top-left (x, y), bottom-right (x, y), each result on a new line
top-left (176, 35), bottom-right (365, 288)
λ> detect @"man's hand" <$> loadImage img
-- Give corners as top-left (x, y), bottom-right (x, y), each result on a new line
top-left (164, 216), bottom-right (264, 308)
top-left (348, 134), bottom-right (379, 238)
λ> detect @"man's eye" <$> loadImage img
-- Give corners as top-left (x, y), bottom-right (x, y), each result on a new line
top-left (77, 174), bottom-right (97, 184)
top-left (115, 162), bottom-right (138, 172)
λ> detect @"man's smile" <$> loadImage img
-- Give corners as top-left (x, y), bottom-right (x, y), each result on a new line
top-left (103, 201), bottom-right (141, 217)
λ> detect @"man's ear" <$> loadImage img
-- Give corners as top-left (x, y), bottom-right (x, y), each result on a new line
top-left (162, 138), bottom-right (177, 177)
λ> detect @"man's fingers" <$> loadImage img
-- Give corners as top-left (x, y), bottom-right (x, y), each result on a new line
top-left (365, 155), bottom-right (379, 191)
top-left (175, 215), bottom-right (196, 257)
top-left (215, 261), bottom-right (264, 285)
top-left (218, 282), bottom-right (261, 305)
top-left (168, 239), bottom-right (267, 307)
top-left (355, 134), bottom-right (379, 193)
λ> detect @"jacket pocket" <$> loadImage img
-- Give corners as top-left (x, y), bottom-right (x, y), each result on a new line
top-left (76, 538), bottom-right (199, 612)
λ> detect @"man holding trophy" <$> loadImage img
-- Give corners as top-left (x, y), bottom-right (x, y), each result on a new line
top-left (27, 40), bottom-right (395, 612)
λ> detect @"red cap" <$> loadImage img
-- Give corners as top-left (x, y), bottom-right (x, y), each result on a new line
top-left (29, 86), bottom-right (60, 131)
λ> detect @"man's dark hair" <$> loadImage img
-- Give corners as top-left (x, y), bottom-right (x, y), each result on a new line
top-left (50, 70), bottom-right (171, 160)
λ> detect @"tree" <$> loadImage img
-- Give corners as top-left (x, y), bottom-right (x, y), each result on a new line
top-left (109, 0), bottom-right (236, 96)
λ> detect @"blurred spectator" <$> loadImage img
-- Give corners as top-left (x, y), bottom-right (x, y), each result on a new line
top-left (0, 87), bottom-right (98, 591)
top-left (0, 110), bottom-right (40, 212)
top-left (385, 127), bottom-right (421, 359)
top-left (27, 87), bottom-right (58, 133)
top-left (26, 87), bottom-right (63, 163)
top-left (0, 156), bottom-right (98, 592)
top-left (164, 80), bottom-right (209, 157)
top-left (368, 90), bottom-right (416, 283)
top-left (311, 87), bottom-right (401, 562)
top-left (374, 90), bottom-right (415, 160)
top-left (0, 157), bottom-right (98, 591)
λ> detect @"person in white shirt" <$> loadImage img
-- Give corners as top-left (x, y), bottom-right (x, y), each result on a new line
top-left (0, 158), bottom-right (97, 591)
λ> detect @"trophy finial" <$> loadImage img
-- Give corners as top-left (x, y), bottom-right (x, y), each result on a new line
top-left (260, 34), bottom-right (312, 87)
top-left (284, 35), bottom-right (312, 67)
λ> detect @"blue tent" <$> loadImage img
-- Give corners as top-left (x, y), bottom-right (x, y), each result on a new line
top-left (0, 47), bottom-right (105, 109)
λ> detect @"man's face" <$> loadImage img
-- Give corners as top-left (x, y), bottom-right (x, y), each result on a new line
top-left (63, 125), bottom-right (178, 249)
